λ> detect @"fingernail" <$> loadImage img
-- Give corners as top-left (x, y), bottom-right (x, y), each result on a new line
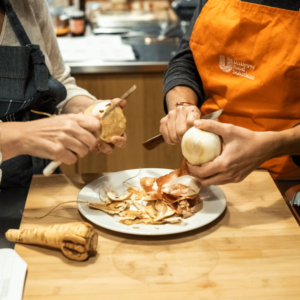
top-left (194, 120), bottom-right (203, 127)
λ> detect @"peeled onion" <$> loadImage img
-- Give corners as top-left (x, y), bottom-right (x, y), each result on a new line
top-left (181, 126), bottom-right (221, 166)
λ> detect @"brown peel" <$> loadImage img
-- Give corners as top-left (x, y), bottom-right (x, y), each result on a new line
top-left (107, 191), bottom-right (132, 201)
top-left (144, 203), bottom-right (158, 219)
top-left (89, 202), bottom-right (129, 215)
top-left (140, 177), bottom-right (156, 193)
top-left (127, 187), bottom-right (147, 200)
top-left (119, 210), bottom-right (147, 220)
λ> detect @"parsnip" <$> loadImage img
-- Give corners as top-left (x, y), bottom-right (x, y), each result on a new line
top-left (5, 222), bottom-right (98, 261)
top-left (84, 101), bottom-right (126, 143)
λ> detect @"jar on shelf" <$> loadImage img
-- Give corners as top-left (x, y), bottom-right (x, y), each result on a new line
top-left (70, 10), bottom-right (85, 37)
top-left (111, 0), bottom-right (128, 11)
top-left (50, 7), bottom-right (70, 36)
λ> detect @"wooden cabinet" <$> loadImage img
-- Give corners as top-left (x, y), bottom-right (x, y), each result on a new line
top-left (61, 72), bottom-right (183, 174)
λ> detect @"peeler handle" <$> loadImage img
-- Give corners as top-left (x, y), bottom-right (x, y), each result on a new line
top-left (43, 160), bottom-right (61, 176)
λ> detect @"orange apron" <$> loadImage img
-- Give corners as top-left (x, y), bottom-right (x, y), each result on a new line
top-left (190, 0), bottom-right (300, 180)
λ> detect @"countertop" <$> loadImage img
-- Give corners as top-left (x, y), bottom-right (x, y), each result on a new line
top-left (5, 171), bottom-right (300, 299)
top-left (58, 26), bottom-right (180, 74)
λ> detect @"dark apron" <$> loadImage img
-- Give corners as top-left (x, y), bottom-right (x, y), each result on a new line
top-left (0, 0), bottom-right (67, 188)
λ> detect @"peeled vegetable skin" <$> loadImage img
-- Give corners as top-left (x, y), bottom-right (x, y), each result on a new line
top-left (5, 222), bottom-right (98, 261)
top-left (84, 102), bottom-right (126, 143)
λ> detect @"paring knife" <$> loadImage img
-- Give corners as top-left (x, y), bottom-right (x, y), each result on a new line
top-left (142, 109), bottom-right (223, 151)
top-left (43, 85), bottom-right (137, 177)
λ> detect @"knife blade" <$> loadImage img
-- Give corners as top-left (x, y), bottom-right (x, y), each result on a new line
top-left (142, 109), bottom-right (223, 151)
top-left (43, 85), bottom-right (137, 177)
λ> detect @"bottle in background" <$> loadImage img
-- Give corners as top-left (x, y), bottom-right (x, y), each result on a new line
top-left (68, 0), bottom-right (86, 36)
top-left (49, 5), bottom-right (70, 36)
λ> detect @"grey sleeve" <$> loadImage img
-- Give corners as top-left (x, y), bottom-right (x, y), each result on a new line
top-left (163, 2), bottom-right (205, 114)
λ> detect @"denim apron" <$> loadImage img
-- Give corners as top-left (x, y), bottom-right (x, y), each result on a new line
top-left (0, 0), bottom-right (67, 188)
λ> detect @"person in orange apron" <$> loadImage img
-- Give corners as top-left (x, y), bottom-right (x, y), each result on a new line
top-left (161, 0), bottom-right (300, 186)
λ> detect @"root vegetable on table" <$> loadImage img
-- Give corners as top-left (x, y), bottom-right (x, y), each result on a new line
top-left (5, 222), bottom-right (98, 261)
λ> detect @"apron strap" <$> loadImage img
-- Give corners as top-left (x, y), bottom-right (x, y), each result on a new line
top-left (0, 0), bottom-right (49, 91)
top-left (30, 45), bottom-right (49, 91)
top-left (1, 0), bottom-right (32, 46)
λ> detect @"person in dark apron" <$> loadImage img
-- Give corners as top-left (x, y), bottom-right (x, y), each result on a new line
top-left (161, 0), bottom-right (300, 186)
top-left (0, 0), bottom-right (126, 188)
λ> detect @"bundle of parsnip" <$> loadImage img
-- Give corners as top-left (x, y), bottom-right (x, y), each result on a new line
top-left (89, 168), bottom-right (202, 225)
top-left (84, 101), bottom-right (126, 143)
top-left (6, 222), bottom-right (98, 261)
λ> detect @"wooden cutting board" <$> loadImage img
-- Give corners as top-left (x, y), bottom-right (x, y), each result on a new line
top-left (15, 171), bottom-right (300, 300)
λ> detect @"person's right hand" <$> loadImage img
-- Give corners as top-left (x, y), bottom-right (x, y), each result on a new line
top-left (21, 114), bottom-right (100, 164)
top-left (159, 105), bottom-right (201, 145)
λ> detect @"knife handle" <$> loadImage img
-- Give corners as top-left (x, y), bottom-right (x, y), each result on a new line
top-left (43, 161), bottom-right (62, 177)
top-left (142, 134), bottom-right (165, 150)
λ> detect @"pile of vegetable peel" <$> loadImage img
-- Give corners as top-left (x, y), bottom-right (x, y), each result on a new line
top-left (88, 165), bottom-right (203, 225)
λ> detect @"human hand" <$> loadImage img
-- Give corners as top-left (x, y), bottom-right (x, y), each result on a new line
top-left (92, 98), bottom-right (126, 110)
top-left (188, 120), bottom-right (274, 185)
top-left (160, 105), bottom-right (201, 145)
top-left (91, 132), bottom-right (127, 155)
top-left (21, 114), bottom-right (100, 164)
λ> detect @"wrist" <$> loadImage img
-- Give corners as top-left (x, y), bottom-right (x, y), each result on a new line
top-left (259, 130), bottom-right (293, 160)
top-left (166, 86), bottom-right (198, 111)
top-left (62, 95), bottom-right (96, 114)
top-left (1, 122), bottom-right (26, 161)
top-left (273, 127), bottom-right (300, 157)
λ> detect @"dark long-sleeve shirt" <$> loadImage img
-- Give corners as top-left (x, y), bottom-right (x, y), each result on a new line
top-left (164, 0), bottom-right (300, 167)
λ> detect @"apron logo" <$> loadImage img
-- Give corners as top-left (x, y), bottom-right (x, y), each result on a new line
top-left (219, 55), bottom-right (233, 72)
top-left (219, 55), bottom-right (255, 80)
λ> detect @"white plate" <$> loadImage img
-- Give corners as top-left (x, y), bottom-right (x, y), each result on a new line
top-left (77, 168), bottom-right (227, 236)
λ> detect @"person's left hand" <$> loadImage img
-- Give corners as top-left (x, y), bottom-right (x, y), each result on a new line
top-left (89, 98), bottom-right (127, 154)
top-left (92, 132), bottom-right (127, 155)
top-left (188, 120), bottom-right (274, 185)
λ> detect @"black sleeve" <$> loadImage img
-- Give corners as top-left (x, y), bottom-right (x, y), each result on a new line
top-left (163, 2), bottom-right (205, 114)
top-left (291, 124), bottom-right (300, 167)
top-left (291, 155), bottom-right (300, 167)
top-left (0, 0), bottom-right (5, 12)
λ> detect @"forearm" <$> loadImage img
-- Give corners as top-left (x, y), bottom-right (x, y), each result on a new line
top-left (266, 126), bottom-right (300, 158)
top-left (163, 2), bottom-right (204, 114)
top-left (1, 122), bottom-right (24, 161)
top-left (61, 95), bottom-right (95, 114)
top-left (166, 86), bottom-right (199, 111)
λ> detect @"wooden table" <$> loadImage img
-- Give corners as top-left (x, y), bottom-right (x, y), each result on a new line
top-left (16, 171), bottom-right (300, 300)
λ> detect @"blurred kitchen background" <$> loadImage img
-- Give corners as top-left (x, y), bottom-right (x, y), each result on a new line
top-left (47, 0), bottom-right (199, 174)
